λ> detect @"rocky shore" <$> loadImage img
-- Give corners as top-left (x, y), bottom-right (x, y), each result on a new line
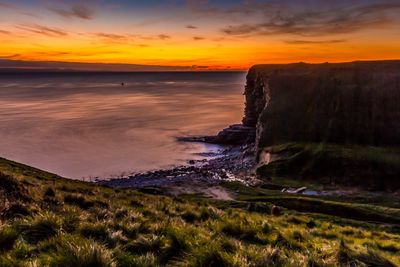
top-left (100, 121), bottom-right (258, 193)
top-left (98, 143), bottom-right (258, 196)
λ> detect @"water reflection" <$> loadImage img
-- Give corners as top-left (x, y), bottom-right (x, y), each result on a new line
top-left (0, 72), bottom-right (246, 179)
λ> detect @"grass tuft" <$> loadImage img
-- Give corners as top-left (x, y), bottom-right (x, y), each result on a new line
top-left (17, 213), bottom-right (60, 244)
top-left (124, 235), bottom-right (163, 255)
top-left (251, 246), bottom-right (285, 267)
top-left (61, 209), bottom-right (81, 233)
top-left (46, 236), bottom-right (116, 267)
top-left (114, 250), bottom-right (158, 267)
top-left (64, 194), bottom-right (93, 210)
top-left (160, 228), bottom-right (190, 264)
top-left (79, 223), bottom-right (114, 247)
top-left (354, 248), bottom-right (396, 267)
top-left (220, 221), bottom-right (264, 244)
top-left (0, 226), bottom-right (18, 253)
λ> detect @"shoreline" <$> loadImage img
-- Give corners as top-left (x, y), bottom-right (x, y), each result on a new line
top-left (98, 139), bottom-right (259, 196)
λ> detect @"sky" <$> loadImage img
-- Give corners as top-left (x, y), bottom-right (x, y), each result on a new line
top-left (0, 0), bottom-right (400, 70)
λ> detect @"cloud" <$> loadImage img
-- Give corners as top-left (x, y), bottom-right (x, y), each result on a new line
top-left (50, 4), bottom-right (94, 20)
top-left (93, 33), bottom-right (152, 47)
top-left (186, 0), bottom-right (262, 17)
top-left (34, 51), bottom-right (71, 56)
top-left (0, 2), bottom-right (14, 8)
top-left (96, 33), bottom-right (129, 40)
top-left (158, 34), bottom-right (170, 40)
top-left (221, 2), bottom-right (400, 37)
top-left (0, 59), bottom-right (198, 72)
top-left (93, 32), bottom-right (138, 45)
top-left (186, 25), bottom-right (198, 29)
top-left (0, 29), bottom-right (11, 35)
top-left (193, 36), bottom-right (205, 40)
top-left (16, 24), bottom-right (68, 37)
top-left (284, 39), bottom-right (347, 45)
top-left (0, 54), bottom-right (21, 59)
top-left (191, 65), bottom-right (209, 70)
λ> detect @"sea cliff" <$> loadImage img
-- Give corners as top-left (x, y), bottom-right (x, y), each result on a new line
top-left (243, 60), bottom-right (400, 189)
top-left (244, 61), bottom-right (400, 148)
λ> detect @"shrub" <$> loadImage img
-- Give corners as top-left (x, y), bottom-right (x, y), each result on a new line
top-left (0, 226), bottom-right (18, 253)
top-left (17, 213), bottom-right (60, 244)
top-left (46, 237), bottom-right (116, 267)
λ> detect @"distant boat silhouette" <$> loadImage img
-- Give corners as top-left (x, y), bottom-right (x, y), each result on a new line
top-left (121, 82), bottom-right (125, 86)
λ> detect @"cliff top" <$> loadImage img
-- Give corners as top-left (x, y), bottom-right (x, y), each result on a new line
top-left (250, 60), bottom-right (400, 71)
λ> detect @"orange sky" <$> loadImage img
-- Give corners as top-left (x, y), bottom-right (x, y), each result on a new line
top-left (1, 0), bottom-right (400, 70)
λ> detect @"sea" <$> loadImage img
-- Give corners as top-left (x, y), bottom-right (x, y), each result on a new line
top-left (0, 72), bottom-right (246, 179)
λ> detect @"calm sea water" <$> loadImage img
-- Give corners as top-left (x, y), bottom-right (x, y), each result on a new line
top-left (0, 72), bottom-right (246, 179)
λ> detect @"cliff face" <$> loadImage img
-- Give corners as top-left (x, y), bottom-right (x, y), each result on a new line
top-left (243, 61), bottom-right (400, 152)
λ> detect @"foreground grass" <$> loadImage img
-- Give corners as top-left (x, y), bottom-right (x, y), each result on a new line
top-left (0, 157), bottom-right (399, 266)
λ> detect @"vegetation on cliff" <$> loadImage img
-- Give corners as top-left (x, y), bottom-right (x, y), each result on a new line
top-left (1, 157), bottom-right (400, 266)
top-left (256, 143), bottom-right (400, 191)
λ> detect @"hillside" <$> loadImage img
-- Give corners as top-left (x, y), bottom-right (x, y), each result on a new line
top-left (1, 156), bottom-right (400, 266)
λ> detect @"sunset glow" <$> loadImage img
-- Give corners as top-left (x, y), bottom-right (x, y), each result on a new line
top-left (1, 0), bottom-right (400, 70)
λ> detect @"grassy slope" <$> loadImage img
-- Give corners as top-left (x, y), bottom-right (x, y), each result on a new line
top-left (257, 143), bottom-right (400, 191)
top-left (1, 157), bottom-right (400, 266)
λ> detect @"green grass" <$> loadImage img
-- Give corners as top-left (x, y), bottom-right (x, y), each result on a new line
top-left (45, 235), bottom-right (116, 267)
top-left (0, 226), bottom-right (18, 253)
top-left (0, 157), bottom-right (399, 266)
top-left (256, 143), bottom-right (400, 191)
top-left (16, 213), bottom-right (61, 244)
top-left (221, 181), bottom-right (400, 225)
